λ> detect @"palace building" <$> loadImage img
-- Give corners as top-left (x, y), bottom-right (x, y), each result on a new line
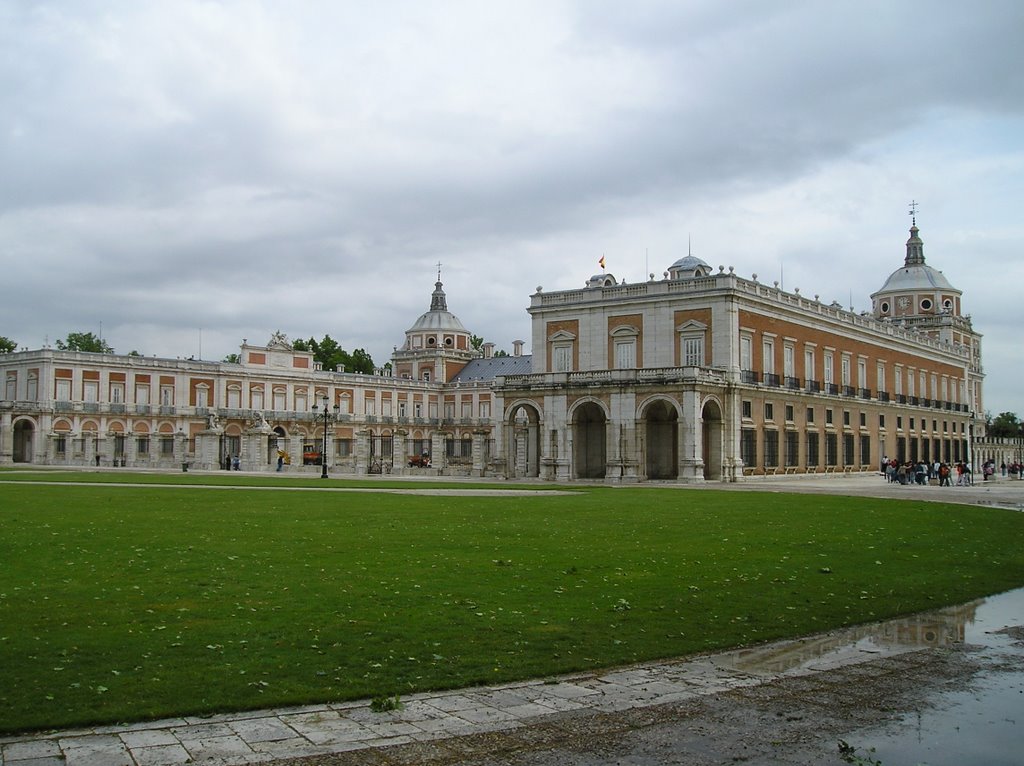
top-left (0, 223), bottom-right (990, 479)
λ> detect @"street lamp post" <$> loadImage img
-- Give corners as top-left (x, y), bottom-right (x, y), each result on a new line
top-left (311, 394), bottom-right (339, 479)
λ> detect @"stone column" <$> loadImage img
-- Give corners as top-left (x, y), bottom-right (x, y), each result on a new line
top-left (431, 431), bottom-right (449, 474)
top-left (392, 429), bottom-right (408, 476)
top-left (355, 429), bottom-right (371, 474)
top-left (0, 410), bottom-right (12, 464)
top-left (678, 388), bottom-right (705, 483)
top-left (471, 429), bottom-right (487, 477)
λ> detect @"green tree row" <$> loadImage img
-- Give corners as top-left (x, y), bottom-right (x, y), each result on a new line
top-left (0, 332), bottom-right (116, 354)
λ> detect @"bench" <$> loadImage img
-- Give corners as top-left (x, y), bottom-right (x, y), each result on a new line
top-left (824, 466), bottom-right (837, 474)
top-left (784, 466), bottom-right (799, 475)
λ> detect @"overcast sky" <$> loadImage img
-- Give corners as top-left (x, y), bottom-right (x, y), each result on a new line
top-left (2, 1), bottom-right (1021, 415)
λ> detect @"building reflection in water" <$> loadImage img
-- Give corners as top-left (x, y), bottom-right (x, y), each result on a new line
top-left (712, 600), bottom-right (981, 676)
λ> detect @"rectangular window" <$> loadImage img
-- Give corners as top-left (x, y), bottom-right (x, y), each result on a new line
top-left (824, 352), bottom-right (834, 384)
top-left (479, 401), bottom-right (490, 419)
top-left (740, 335), bottom-right (752, 371)
top-left (843, 434), bottom-right (855, 466)
top-left (843, 410), bottom-right (850, 426)
top-left (841, 356), bottom-right (851, 387)
top-left (764, 431), bottom-right (779, 468)
top-left (83, 380), bottom-right (98, 403)
top-left (895, 367), bottom-right (903, 396)
top-left (136, 437), bottom-right (149, 455)
top-left (785, 431), bottom-right (799, 467)
top-left (826, 408), bottom-right (833, 425)
top-left (806, 407), bottom-right (815, 424)
top-left (56, 379), bottom-right (71, 402)
top-left (110, 383), bottom-right (125, 403)
top-left (227, 388), bottom-right (240, 408)
top-left (615, 340), bottom-right (636, 369)
top-left (740, 428), bottom-right (757, 468)
top-left (860, 435), bottom-right (871, 466)
top-left (250, 388), bottom-right (262, 410)
top-left (762, 339), bottom-right (775, 374)
top-left (553, 345), bottom-right (572, 372)
top-left (683, 337), bottom-right (704, 367)
top-left (877, 364), bottom-right (885, 394)
top-left (806, 431), bottom-right (820, 467)
top-left (414, 402), bottom-right (423, 418)
top-left (825, 433), bottom-right (838, 466)
top-left (783, 345), bottom-right (795, 378)
top-left (273, 390), bottom-right (286, 411)
top-left (382, 400), bottom-right (393, 417)
top-left (197, 388), bottom-right (209, 408)
top-left (858, 359), bottom-right (867, 390)
top-left (27, 373), bottom-right (38, 401)
top-left (160, 437), bottom-right (175, 456)
top-left (461, 402), bottom-right (472, 419)
top-left (5, 373), bottom-right (16, 400)
top-left (804, 348), bottom-right (815, 380)
top-left (365, 398), bottom-right (377, 416)
top-left (860, 412), bottom-right (866, 427)
top-left (785, 404), bottom-right (794, 422)
top-left (879, 414), bottom-right (886, 428)
top-left (742, 400), bottom-right (752, 419)
top-left (764, 402), bottom-right (774, 421)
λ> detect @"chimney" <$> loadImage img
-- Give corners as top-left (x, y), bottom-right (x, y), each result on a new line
top-left (513, 339), bottom-right (524, 357)
top-left (482, 342), bottom-right (495, 359)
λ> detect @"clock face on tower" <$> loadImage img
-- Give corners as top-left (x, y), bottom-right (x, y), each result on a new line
top-left (897, 296), bottom-right (911, 309)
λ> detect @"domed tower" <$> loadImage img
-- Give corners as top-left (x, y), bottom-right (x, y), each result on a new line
top-left (392, 275), bottom-right (476, 383)
top-left (870, 216), bottom-right (983, 416)
top-left (871, 220), bottom-right (963, 326)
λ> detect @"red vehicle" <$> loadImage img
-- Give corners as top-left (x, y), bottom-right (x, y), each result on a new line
top-left (408, 453), bottom-right (431, 468)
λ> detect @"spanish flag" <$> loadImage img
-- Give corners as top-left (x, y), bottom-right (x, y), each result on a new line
top-left (599, 255), bottom-right (606, 270)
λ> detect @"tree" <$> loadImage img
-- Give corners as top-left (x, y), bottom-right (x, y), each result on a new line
top-left (0, 335), bottom-right (16, 354)
top-left (304, 335), bottom-right (375, 373)
top-left (223, 353), bottom-right (241, 364)
top-left (56, 332), bottom-right (113, 353)
top-left (470, 334), bottom-right (484, 352)
top-left (291, 338), bottom-right (310, 351)
top-left (988, 411), bottom-right (1022, 438)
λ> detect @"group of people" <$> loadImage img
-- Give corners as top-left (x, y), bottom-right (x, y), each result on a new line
top-left (881, 457), bottom-right (973, 486)
top-left (984, 460), bottom-right (1024, 480)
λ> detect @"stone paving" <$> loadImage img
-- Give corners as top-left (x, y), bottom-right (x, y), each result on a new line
top-left (0, 630), bottom-right (919, 766)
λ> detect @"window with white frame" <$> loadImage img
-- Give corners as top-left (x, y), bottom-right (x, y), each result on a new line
top-left (857, 359), bottom-right (866, 390)
top-left (227, 386), bottom-right (240, 409)
top-left (196, 386), bottom-right (209, 408)
top-left (611, 326), bottom-right (639, 370)
top-left (740, 335), bottom-right (753, 371)
top-left (676, 321), bottom-right (707, 367)
top-left (762, 338), bottom-right (775, 374)
top-left (273, 388), bottom-right (286, 411)
top-left (250, 388), bottom-right (263, 410)
top-left (877, 363), bottom-right (885, 393)
top-left (841, 355), bottom-right (851, 387)
top-left (27, 372), bottom-right (38, 401)
top-left (110, 383), bottom-right (125, 403)
top-left (823, 352), bottom-right (834, 385)
top-left (549, 330), bottom-right (576, 373)
top-left (136, 383), bottom-right (150, 405)
top-left (804, 348), bottom-right (815, 380)
top-left (338, 394), bottom-right (350, 414)
top-left (56, 378), bottom-right (72, 402)
top-left (83, 380), bottom-right (98, 403)
top-left (479, 401), bottom-right (490, 419)
top-left (919, 371), bottom-right (926, 399)
top-left (783, 345), bottom-right (795, 378)
top-left (161, 385), bottom-right (174, 406)
top-left (907, 370), bottom-right (915, 397)
top-left (894, 366), bottom-right (903, 396)
top-left (4, 372), bottom-right (15, 401)
top-left (398, 401), bottom-right (407, 418)
top-left (682, 337), bottom-right (704, 366)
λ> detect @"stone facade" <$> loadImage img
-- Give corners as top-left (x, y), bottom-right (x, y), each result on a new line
top-left (0, 224), bottom-right (992, 480)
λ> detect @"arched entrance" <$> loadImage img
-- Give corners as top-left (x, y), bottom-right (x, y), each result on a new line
top-left (643, 399), bottom-right (678, 480)
top-left (701, 399), bottom-right (724, 480)
top-left (13, 419), bottom-right (34, 463)
top-left (271, 426), bottom-right (286, 466)
top-left (507, 403), bottom-right (541, 478)
top-left (572, 401), bottom-right (607, 479)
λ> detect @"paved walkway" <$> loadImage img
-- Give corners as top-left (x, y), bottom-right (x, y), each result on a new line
top-left (0, 624), bottom-right (923, 766)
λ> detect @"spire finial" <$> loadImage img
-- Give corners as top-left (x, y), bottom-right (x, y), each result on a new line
top-left (908, 199), bottom-right (919, 227)
top-left (436, 261), bottom-right (442, 282)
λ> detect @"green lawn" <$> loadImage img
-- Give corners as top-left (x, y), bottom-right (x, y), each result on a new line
top-left (1, 474), bottom-right (1022, 734)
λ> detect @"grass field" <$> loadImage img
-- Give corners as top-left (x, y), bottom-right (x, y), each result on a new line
top-left (1, 472), bottom-right (1023, 735)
